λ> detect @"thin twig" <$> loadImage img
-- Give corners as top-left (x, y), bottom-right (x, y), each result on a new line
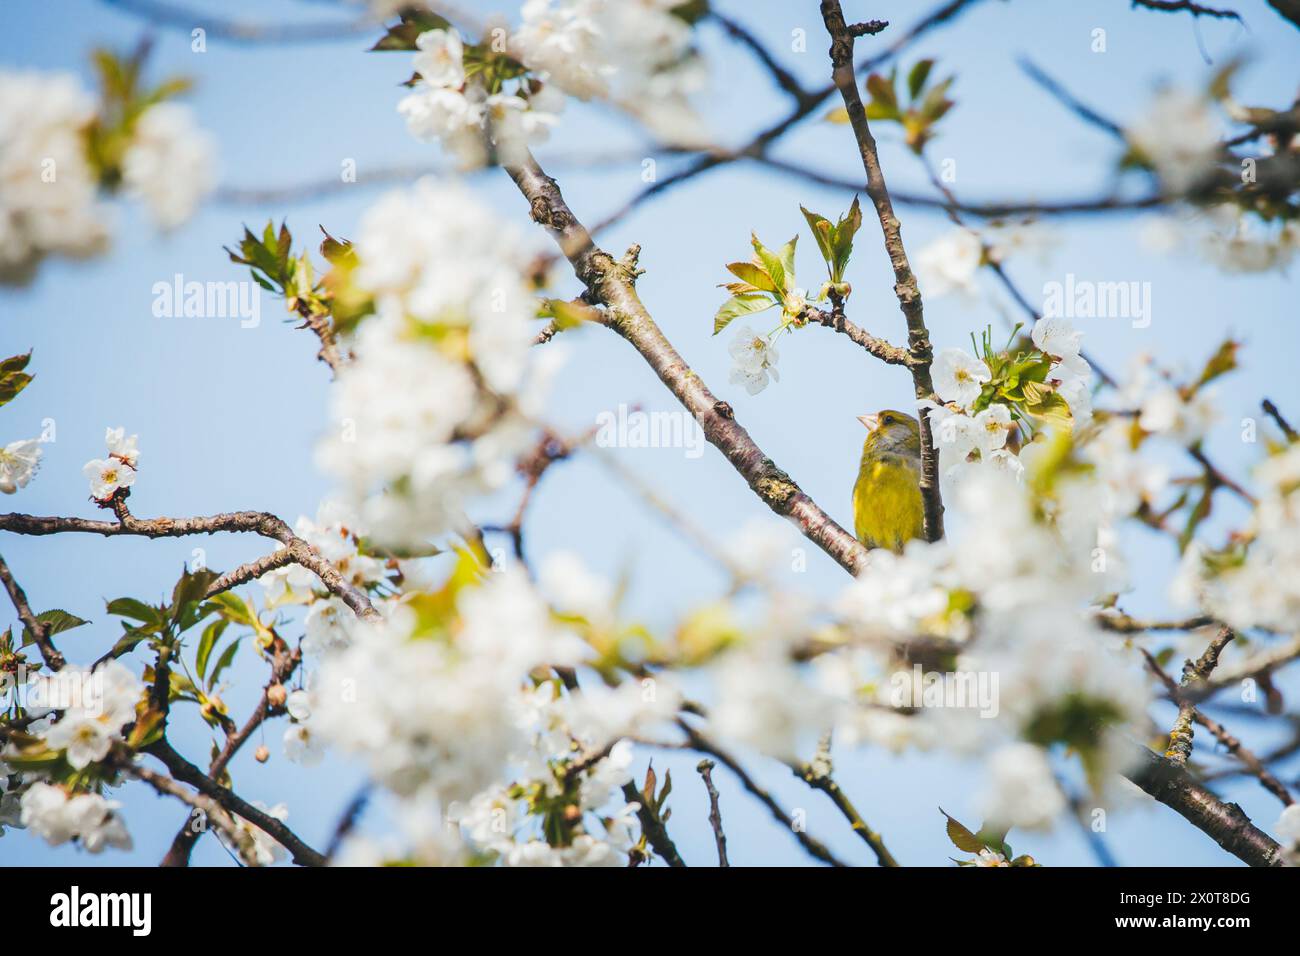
top-left (695, 759), bottom-right (730, 867)
top-left (676, 718), bottom-right (849, 867)
top-left (1263, 398), bottom-right (1298, 441)
top-left (792, 755), bottom-right (899, 867)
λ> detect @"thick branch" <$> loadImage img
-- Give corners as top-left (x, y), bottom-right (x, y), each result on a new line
top-left (820, 1), bottom-right (944, 541)
top-left (129, 764), bottom-right (260, 863)
top-left (504, 155), bottom-right (869, 576)
top-left (146, 738), bottom-right (326, 867)
top-left (1123, 743), bottom-right (1283, 867)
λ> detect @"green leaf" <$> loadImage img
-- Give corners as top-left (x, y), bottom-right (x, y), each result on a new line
top-left (107, 597), bottom-right (163, 627)
top-left (171, 568), bottom-right (219, 618)
top-left (831, 196), bottom-right (863, 280)
top-left (1022, 380), bottom-right (1074, 431)
top-left (195, 618), bottom-right (227, 684)
top-left (0, 351), bottom-right (31, 375)
top-left (777, 236), bottom-right (798, 293)
top-left (750, 234), bottom-right (786, 296)
top-left (369, 11), bottom-right (453, 51)
top-left (0, 351), bottom-right (33, 408)
top-left (20, 609), bottom-right (88, 649)
top-left (975, 822), bottom-right (1011, 857)
top-left (941, 808), bottom-right (985, 853)
top-left (865, 73), bottom-right (900, 120)
top-left (907, 59), bottom-right (935, 100)
top-left (319, 229), bottom-right (355, 265)
top-left (919, 76), bottom-right (956, 122)
top-left (800, 206), bottom-right (835, 266)
top-left (127, 708), bottom-right (166, 749)
top-left (713, 293), bottom-right (777, 336)
top-left (1179, 483), bottom-right (1215, 553)
top-left (205, 591), bottom-right (256, 627)
top-left (725, 261), bottom-right (778, 293)
top-left (1192, 339), bottom-right (1238, 392)
top-left (209, 639), bottom-right (241, 687)
top-left (105, 627), bottom-right (150, 660)
top-left (823, 105), bottom-right (850, 124)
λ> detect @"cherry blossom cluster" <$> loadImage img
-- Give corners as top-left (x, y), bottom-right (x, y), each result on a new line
top-left (0, 68), bottom-right (214, 285)
top-left (927, 317), bottom-right (1094, 483)
top-left (3, 661), bottom-right (144, 852)
top-left (706, 466), bottom-right (1151, 831)
top-left (316, 179), bottom-right (555, 549)
top-left (1175, 440), bottom-right (1300, 634)
top-left (0, 438), bottom-right (41, 495)
top-left (396, 2), bottom-right (706, 166)
top-left (1126, 85), bottom-right (1300, 274)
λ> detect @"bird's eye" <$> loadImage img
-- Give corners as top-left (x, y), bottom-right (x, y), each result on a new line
top-left (882, 414), bottom-right (893, 424)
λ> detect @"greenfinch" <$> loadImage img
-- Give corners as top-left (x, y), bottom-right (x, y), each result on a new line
top-left (852, 409), bottom-right (924, 553)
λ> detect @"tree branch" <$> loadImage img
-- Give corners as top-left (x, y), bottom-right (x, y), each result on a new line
top-left (503, 154), bottom-right (870, 576)
top-left (695, 759), bottom-right (730, 867)
top-left (145, 738), bottom-right (326, 867)
top-left (0, 508), bottom-right (379, 621)
top-left (161, 637), bottom-right (302, 866)
top-left (1123, 743), bottom-right (1283, 866)
top-left (793, 750), bottom-right (900, 867)
top-left (0, 553), bottom-right (65, 671)
top-left (676, 718), bottom-right (849, 867)
top-left (623, 778), bottom-right (687, 867)
top-left (820, 0), bottom-right (944, 541)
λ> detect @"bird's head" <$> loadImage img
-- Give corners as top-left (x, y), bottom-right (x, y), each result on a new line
top-left (859, 409), bottom-right (922, 457)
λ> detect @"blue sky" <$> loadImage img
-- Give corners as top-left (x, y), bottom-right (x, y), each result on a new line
top-left (2, 0), bottom-right (1298, 866)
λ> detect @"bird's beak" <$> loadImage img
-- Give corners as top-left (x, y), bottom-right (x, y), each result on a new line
top-left (858, 414), bottom-right (880, 432)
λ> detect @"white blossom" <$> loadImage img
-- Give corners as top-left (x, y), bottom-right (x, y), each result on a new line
top-left (915, 229), bottom-right (982, 299)
top-left (104, 427), bottom-right (140, 467)
top-left (0, 438), bottom-right (41, 493)
top-left (970, 404), bottom-right (1012, 455)
top-left (932, 348), bottom-right (990, 409)
top-left (1138, 385), bottom-right (1220, 444)
top-left (727, 325), bottom-right (780, 395)
top-left (977, 743), bottom-right (1066, 830)
top-left (83, 457), bottom-right (136, 499)
top-left (511, 0), bottom-right (706, 145)
top-left (20, 783), bottom-right (131, 853)
top-left (0, 70), bottom-right (109, 283)
top-left (1126, 88), bottom-right (1220, 194)
top-left (1276, 804), bottom-right (1300, 866)
top-left (411, 29), bottom-right (465, 88)
top-left (121, 103), bottom-right (216, 229)
top-left (316, 181), bottom-right (546, 548)
top-left (217, 801), bottom-right (288, 866)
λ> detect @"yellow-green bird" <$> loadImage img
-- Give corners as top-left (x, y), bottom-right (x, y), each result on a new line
top-left (852, 409), bottom-right (924, 553)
